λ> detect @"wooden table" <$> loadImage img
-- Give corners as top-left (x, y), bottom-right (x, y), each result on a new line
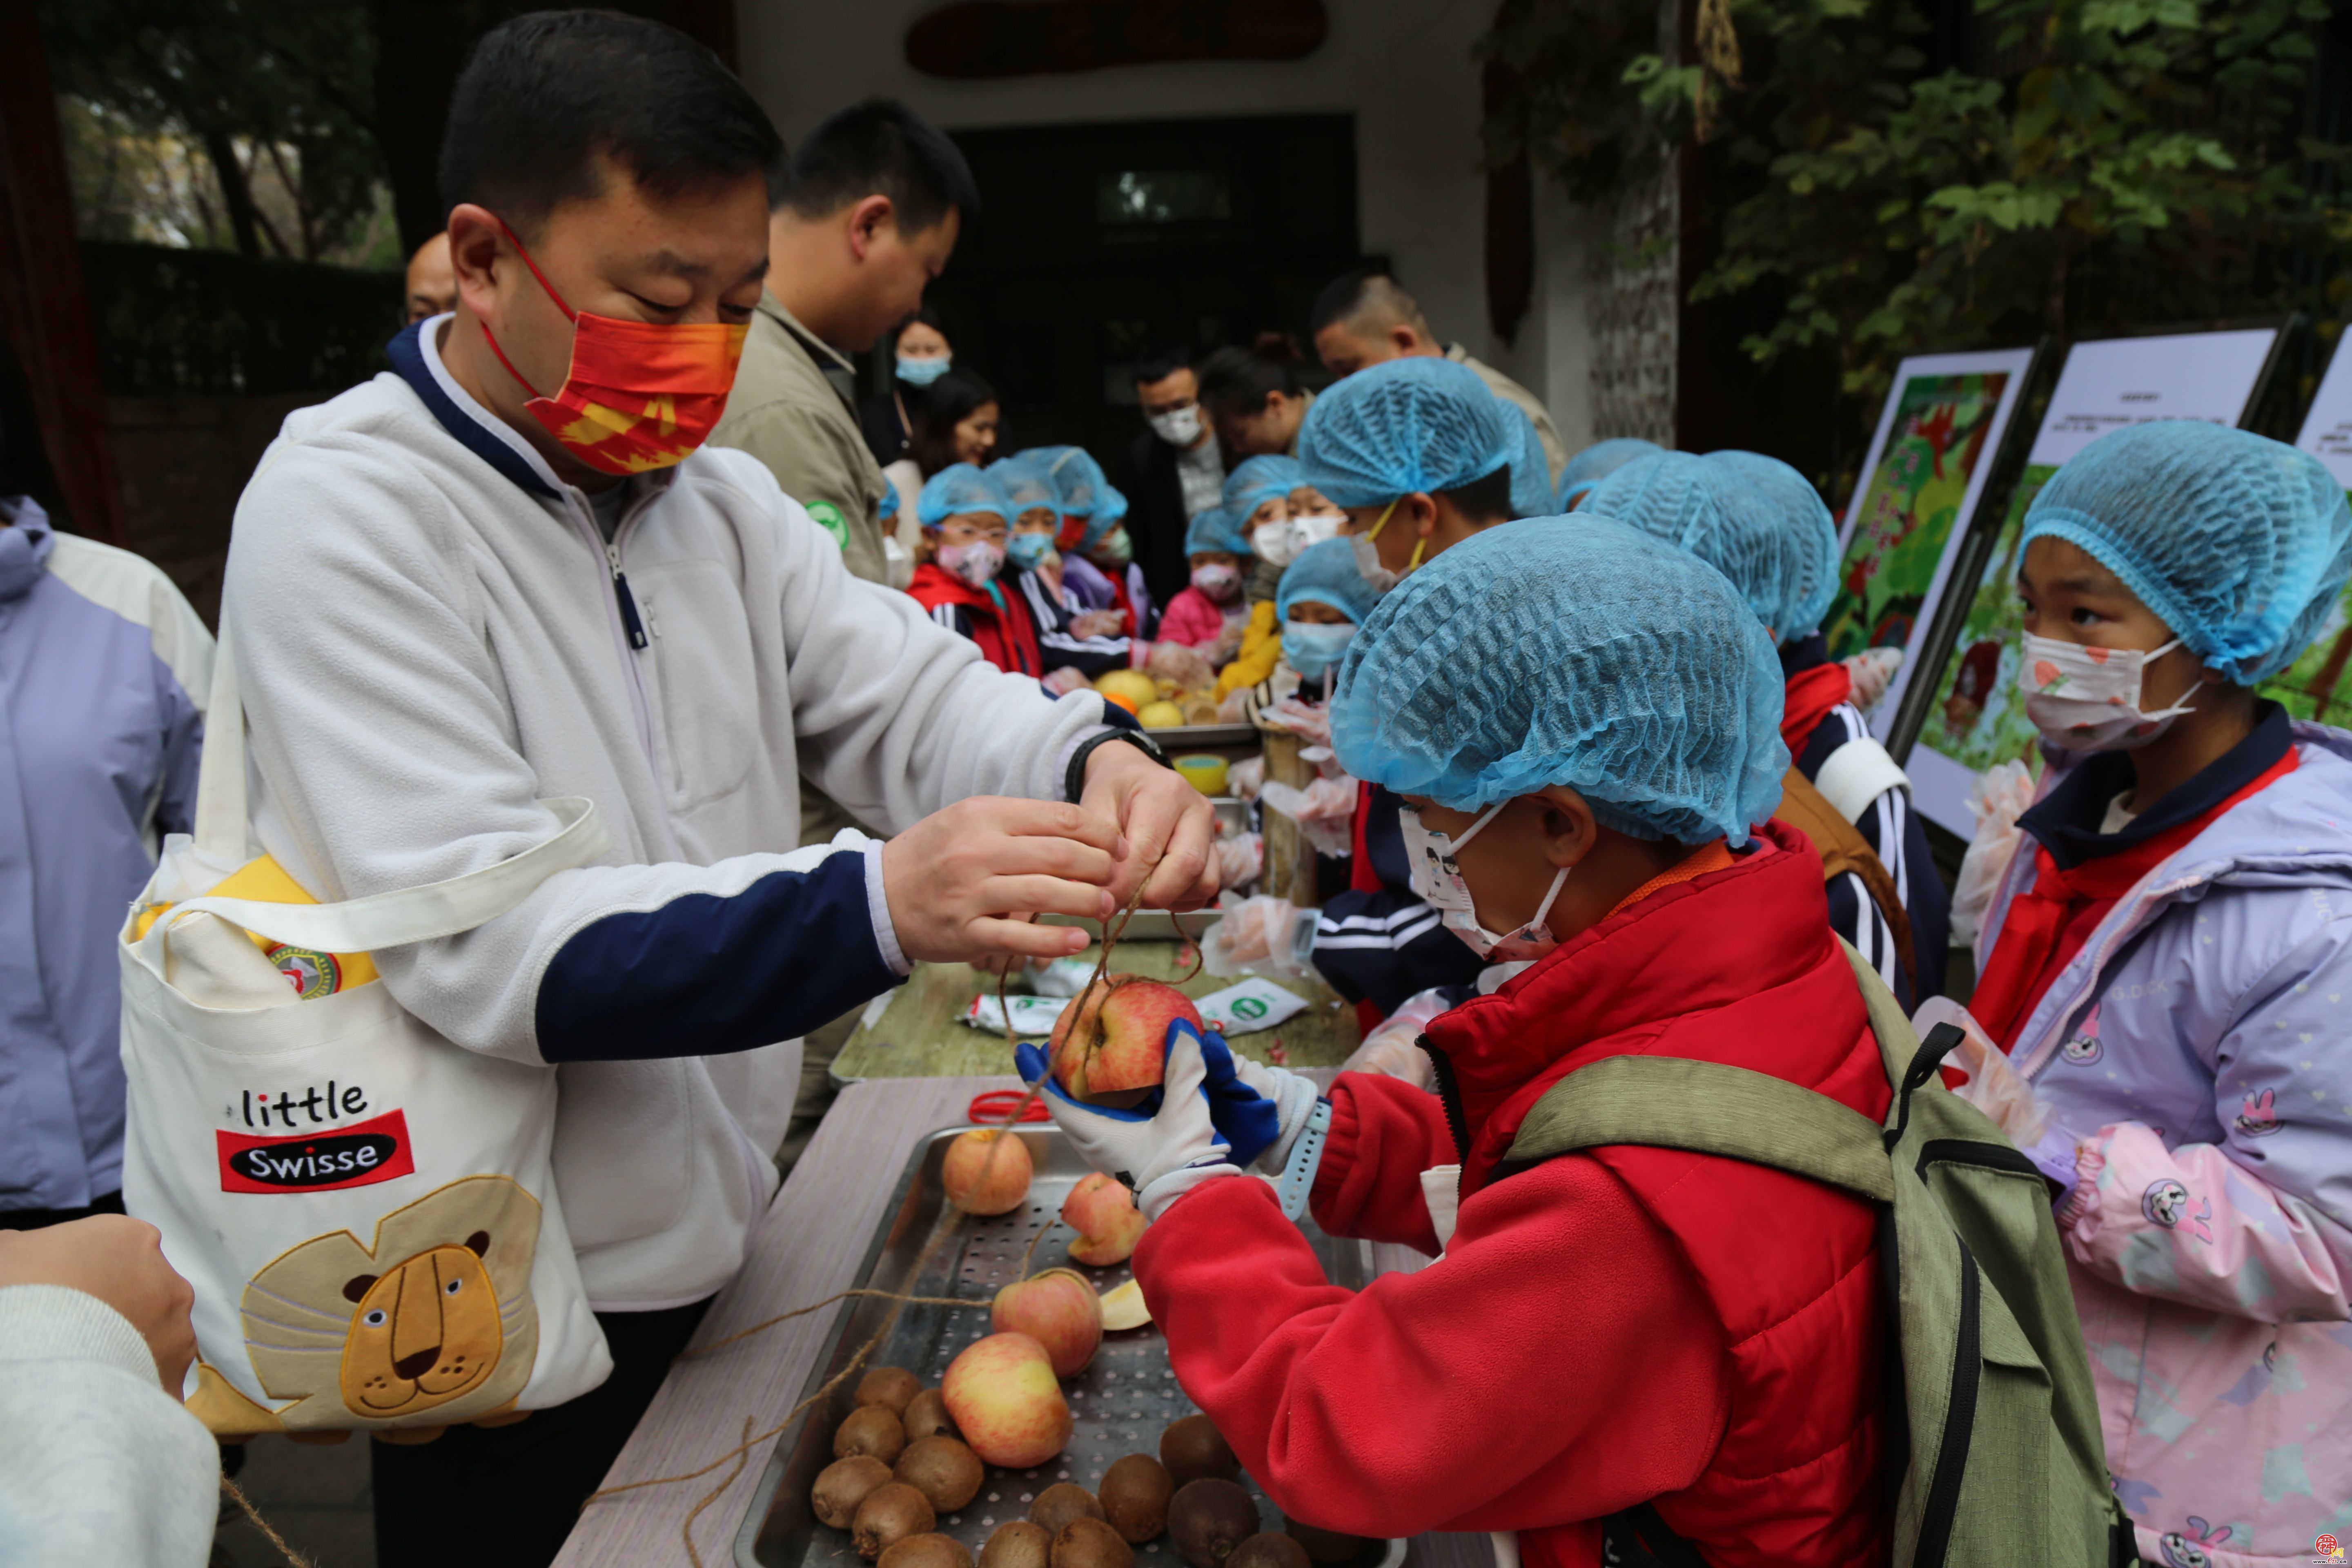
top-left (832, 937), bottom-right (1362, 1081)
top-left (557, 1074), bottom-right (1481, 1568)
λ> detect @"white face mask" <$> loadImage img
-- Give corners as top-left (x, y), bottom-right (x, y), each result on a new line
top-left (1292, 512), bottom-right (1345, 548)
top-left (2018, 632), bottom-right (2199, 751)
top-left (1349, 535), bottom-right (1399, 597)
top-left (1148, 405), bottom-right (1204, 447)
top-left (1397, 803), bottom-right (1570, 962)
top-left (1252, 520), bottom-right (1300, 568)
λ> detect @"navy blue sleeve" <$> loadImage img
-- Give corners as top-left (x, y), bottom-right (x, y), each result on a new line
top-left (534, 851), bottom-right (902, 1062)
top-left (1312, 889), bottom-right (1487, 1015)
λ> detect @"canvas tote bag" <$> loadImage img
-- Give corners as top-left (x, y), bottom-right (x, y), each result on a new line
top-left (119, 629), bottom-right (617, 1439)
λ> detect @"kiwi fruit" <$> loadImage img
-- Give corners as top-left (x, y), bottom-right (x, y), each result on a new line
top-left (895, 1436), bottom-right (984, 1512)
top-left (813, 1455), bottom-right (895, 1529)
top-left (1098, 1453), bottom-right (1174, 1543)
top-left (1281, 1519), bottom-right (1370, 1564)
top-left (1029, 1482), bottom-right (1106, 1535)
top-left (836, 1405), bottom-right (908, 1465)
top-left (904, 1387), bottom-right (960, 1441)
top-left (1158, 1416), bottom-right (1241, 1487)
top-left (853, 1481), bottom-right (935, 1560)
top-left (880, 1535), bottom-right (977, 1568)
top-left (1052, 1516), bottom-right (1137, 1568)
top-left (1167, 1479), bottom-right (1259, 1568)
top-left (981, 1520), bottom-right (1055, 1568)
top-left (858, 1366), bottom-right (923, 1414)
top-left (1227, 1536), bottom-right (1312, 1568)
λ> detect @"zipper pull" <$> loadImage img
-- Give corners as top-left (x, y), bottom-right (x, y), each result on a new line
top-left (606, 541), bottom-right (648, 651)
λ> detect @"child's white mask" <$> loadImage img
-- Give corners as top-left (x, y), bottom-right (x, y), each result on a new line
top-left (2017, 633), bottom-right (2198, 752)
top-left (1398, 802), bottom-right (1569, 963)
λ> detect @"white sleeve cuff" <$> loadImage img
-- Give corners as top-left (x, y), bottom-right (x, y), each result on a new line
top-left (862, 838), bottom-right (912, 977)
top-left (0, 1285), bottom-right (161, 1387)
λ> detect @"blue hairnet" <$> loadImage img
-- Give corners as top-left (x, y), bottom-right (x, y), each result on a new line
top-left (917, 463), bottom-right (1012, 529)
top-left (991, 454), bottom-right (1060, 519)
top-left (1508, 410), bottom-right (1555, 520)
top-left (1224, 455), bottom-right (1305, 523)
top-left (1276, 537), bottom-right (1381, 626)
top-left (878, 483), bottom-right (900, 523)
top-left (1581, 450), bottom-right (1839, 643)
top-left (1558, 437), bottom-right (1664, 511)
top-left (1330, 518), bottom-right (1788, 845)
top-left (1032, 445), bottom-right (1113, 517)
top-left (1296, 358), bottom-right (1520, 508)
top-left (1184, 506), bottom-right (1253, 558)
top-left (2022, 421), bottom-right (2352, 685)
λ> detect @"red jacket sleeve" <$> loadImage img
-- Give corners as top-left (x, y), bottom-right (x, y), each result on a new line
top-left (1132, 1152), bottom-right (1729, 1541)
top-left (1308, 1072), bottom-right (1456, 1254)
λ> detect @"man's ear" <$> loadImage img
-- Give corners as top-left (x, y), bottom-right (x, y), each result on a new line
top-left (1388, 323), bottom-right (1419, 356)
top-left (846, 194), bottom-right (895, 261)
top-left (444, 204), bottom-right (509, 315)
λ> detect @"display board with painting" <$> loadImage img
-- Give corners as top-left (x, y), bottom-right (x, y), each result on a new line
top-left (1823, 347), bottom-right (2037, 744)
top-left (2270, 338), bottom-right (2352, 728)
top-left (1905, 327), bottom-right (2285, 835)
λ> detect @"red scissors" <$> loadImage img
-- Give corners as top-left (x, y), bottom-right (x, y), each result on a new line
top-left (967, 1089), bottom-right (1049, 1125)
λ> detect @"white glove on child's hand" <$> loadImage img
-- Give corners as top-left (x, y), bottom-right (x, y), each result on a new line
top-left (1016, 1024), bottom-right (1242, 1219)
top-left (1225, 1055), bottom-right (1319, 1174)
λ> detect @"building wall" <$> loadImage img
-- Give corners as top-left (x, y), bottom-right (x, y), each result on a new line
top-left (737, 0), bottom-right (1601, 454)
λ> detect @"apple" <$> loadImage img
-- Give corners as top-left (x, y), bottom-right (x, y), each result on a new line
top-left (1048, 977), bottom-right (1201, 1106)
top-left (990, 1268), bottom-right (1102, 1378)
top-left (940, 1332), bottom-right (1073, 1468)
top-left (942, 1129), bottom-right (1033, 1216)
top-left (1062, 1172), bottom-right (1149, 1267)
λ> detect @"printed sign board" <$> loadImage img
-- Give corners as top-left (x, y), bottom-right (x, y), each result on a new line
top-left (2268, 340), bottom-right (2352, 730)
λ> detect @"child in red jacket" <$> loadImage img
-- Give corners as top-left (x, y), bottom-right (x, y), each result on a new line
top-left (904, 462), bottom-right (1041, 677)
top-left (1025, 519), bottom-right (1893, 1568)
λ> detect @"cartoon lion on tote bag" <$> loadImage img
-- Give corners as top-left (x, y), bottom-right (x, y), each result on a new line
top-left (189, 1174), bottom-right (543, 1439)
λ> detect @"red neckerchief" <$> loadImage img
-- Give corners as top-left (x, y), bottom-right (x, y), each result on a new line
top-left (1972, 748), bottom-right (2299, 1050)
top-left (1780, 662), bottom-right (1853, 756)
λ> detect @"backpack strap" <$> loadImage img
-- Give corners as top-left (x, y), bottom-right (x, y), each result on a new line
top-left (1500, 1053), bottom-right (1895, 1203)
top-left (1775, 766), bottom-right (1918, 986)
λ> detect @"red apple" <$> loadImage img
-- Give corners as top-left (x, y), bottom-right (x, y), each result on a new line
top-left (990, 1268), bottom-right (1102, 1378)
top-left (1061, 1172), bottom-right (1150, 1267)
top-left (940, 1332), bottom-right (1073, 1468)
top-left (942, 1129), bottom-right (1033, 1216)
top-left (1048, 976), bottom-right (1201, 1106)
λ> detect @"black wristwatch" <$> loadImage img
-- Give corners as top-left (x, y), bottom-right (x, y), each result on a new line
top-left (1066, 726), bottom-right (1172, 802)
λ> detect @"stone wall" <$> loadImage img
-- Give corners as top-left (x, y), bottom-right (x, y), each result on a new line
top-left (107, 391), bottom-right (315, 627)
top-left (1587, 168), bottom-right (1678, 445)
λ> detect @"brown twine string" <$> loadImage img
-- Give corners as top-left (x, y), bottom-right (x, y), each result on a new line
top-left (679, 1288), bottom-right (985, 1363)
top-left (682, 1417), bottom-right (755, 1568)
top-left (221, 1474), bottom-right (316, 1568)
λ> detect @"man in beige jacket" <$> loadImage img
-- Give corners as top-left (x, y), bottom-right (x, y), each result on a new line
top-left (1307, 269), bottom-right (1567, 486)
top-left (707, 98), bottom-right (978, 1158)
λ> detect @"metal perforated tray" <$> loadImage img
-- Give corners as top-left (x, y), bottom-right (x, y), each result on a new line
top-left (733, 1126), bottom-right (1401, 1568)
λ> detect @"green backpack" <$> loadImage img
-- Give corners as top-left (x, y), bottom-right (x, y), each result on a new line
top-left (1503, 943), bottom-right (2136, 1568)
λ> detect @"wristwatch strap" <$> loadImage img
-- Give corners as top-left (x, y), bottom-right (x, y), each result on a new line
top-left (1065, 726), bottom-right (1171, 803)
top-left (1275, 1098), bottom-right (1332, 1222)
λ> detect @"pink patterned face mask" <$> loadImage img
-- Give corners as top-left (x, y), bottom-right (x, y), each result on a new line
top-left (937, 539), bottom-right (1004, 590)
top-left (2018, 633), bottom-right (2198, 751)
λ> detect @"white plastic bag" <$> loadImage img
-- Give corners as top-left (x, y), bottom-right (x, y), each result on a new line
top-left (1261, 697), bottom-right (1332, 744)
top-left (1201, 895), bottom-right (1316, 981)
top-left (1194, 978), bottom-right (1308, 1037)
top-left (1339, 987), bottom-right (1453, 1090)
top-left (1212, 831), bottom-right (1263, 891)
top-left (1226, 755), bottom-right (1266, 802)
top-left (1913, 997), bottom-right (2047, 1144)
top-left (1951, 758), bottom-right (2037, 952)
top-left (1260, 775), bottom-right (1356, 858)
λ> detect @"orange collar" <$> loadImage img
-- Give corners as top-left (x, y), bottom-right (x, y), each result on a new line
top-left (1603, 838), bottom-right (1743, 921)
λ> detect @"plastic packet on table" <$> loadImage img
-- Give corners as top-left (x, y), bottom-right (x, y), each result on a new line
top-left (1194, 978), bottom-right (1310, 1037)
top-left (1202, 894), bottom-right (1317, 980)
top-left (963, 992), bottom-right (1073, 1038)
top-left (1260, 775), bottom-right (1356, 858)
top-left (1027, 955), bottom-right (1100, 998)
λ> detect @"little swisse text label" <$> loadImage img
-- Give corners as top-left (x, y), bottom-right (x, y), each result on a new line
top-left (218, 1107), bottom-right (415, 1194)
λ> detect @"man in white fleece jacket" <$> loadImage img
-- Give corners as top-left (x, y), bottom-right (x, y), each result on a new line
top-left (216, 15), bottom-right (1214, 1566)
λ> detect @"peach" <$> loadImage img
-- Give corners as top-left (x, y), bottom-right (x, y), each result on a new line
top-left (1048, 977), bottom-right (1201, 1106)
top-left (941, 1332), bottom-right (1073, 1468)
top-left (990, 1268), bottom-right (1102, 1378)
top-left (1062, 1172), bottom-right (1149, 1267)
top-left (942, 1129), bottom-right (1033, 1216)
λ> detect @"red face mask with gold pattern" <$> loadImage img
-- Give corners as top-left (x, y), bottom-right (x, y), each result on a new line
top-left (479, 219), bottom-right (748, 476)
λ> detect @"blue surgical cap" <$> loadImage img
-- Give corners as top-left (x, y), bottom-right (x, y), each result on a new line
top-left (1296, 358), bottom-right (1521, 508)
top-left (2022, 421), bottom-right (2352, 685)
top-left (1582, 450), bottom-right (1840, 644)
top-left (1276, 537), bottom-right (1381, 626)
top-left (1508, 410), bottom-right (1556, 520)
top-left (991, 454), bottom-right (1060, 519)
top-left (1225, 455), bottom-right (1305, 523)
top-left (1185, 506), bottom-right (1253, 559)
top-left (1032, 445), bottom-right (1112, 517)
top-left (879, 483), bottom-right (900, 523)
top-left (1330, 518), bottom-right (1788, 845)
top-left (917, 463), bottom-right (1012, 529)
top-left (1558, 437), bottom-right (1664, 511)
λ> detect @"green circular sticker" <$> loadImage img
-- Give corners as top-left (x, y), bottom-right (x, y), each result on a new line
top-left (805, 499), bottom-right (850, 549)
top-left (1234, 996), bottom-right (1267, 1020)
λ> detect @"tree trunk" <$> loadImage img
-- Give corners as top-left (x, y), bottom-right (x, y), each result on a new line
top-left (201, 127), bottom-right (263, 257)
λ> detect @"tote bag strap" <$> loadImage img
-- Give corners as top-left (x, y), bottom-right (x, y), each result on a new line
top-left (167, 628), bottom-right (611, 954)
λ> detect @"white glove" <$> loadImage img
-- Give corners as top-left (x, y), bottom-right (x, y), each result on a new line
top-left (1842, 646), bottom-right (1904, 710)
top-left (1017, 1027), bottom-right (1242, 1219)
top-left (1951, 758), bottom-right (2037, 951)
top-left (1339, 987), bottom-right (1452, 1091)
top-left (1227, 1056), bottom-right (1321, 1175)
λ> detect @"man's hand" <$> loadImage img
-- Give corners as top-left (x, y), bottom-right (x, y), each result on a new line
top-left (1083, 741), bottom-right (1218, 911)
top-left (0, 1215), bottom-right (197, 1393)
top-left (882, 797), bottom-right (1120, 965)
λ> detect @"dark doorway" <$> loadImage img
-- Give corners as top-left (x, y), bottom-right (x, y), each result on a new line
top-left (914, 114), bottom-right (1363, 462)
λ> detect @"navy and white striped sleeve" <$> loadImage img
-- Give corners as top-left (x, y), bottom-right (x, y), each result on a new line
top-left (1018, 571), bottom-right (1132, 679)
